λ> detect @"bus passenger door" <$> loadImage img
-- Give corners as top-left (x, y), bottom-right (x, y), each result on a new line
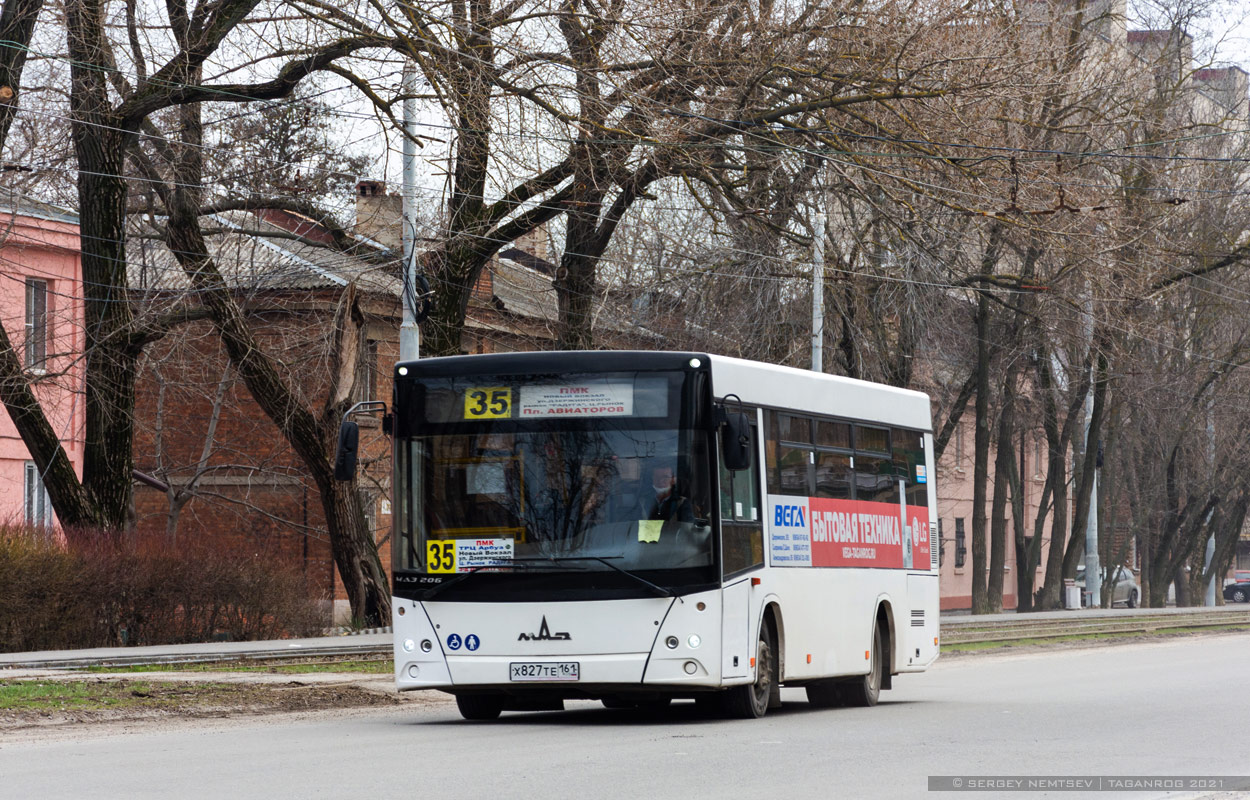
top-left (720, 416), bottom-right (763, 680)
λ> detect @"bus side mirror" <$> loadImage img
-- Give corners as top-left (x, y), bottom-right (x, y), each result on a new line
top-left (334, 420), bottom-right (360, 481)
top-left (720, 411), bottom-right (753, 471)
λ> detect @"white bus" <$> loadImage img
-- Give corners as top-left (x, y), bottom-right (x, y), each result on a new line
top-left (377, 351), bottom-right (939, 720)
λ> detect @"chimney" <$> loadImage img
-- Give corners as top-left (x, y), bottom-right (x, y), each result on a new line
top-left (354, 179), bottom-right (402, 251)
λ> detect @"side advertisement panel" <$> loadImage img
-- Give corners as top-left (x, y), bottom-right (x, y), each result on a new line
top-left (768, 495), bottom-right (930, 569)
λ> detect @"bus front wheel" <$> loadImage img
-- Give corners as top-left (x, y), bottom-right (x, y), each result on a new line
top-left (456, 693), bottom-right (504, 721)
top-left (723, 623), bottom-right (776, 719)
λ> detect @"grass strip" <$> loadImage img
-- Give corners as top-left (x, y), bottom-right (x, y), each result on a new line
top-left (942, 623), bottom-right (1250, 653)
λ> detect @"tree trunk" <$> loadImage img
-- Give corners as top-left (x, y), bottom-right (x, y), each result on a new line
top-left (0, 0), bottom-right (43, 150)
top-left (65, 0), bottom-right (140, 529)
top-left (970, 288), bottom-right (992, 614)
top-left (423, 247), bottom-right (486, 357)
top-left (987, 361), bottom-right (1019, 612)
top-left (1035, 350), bottom-right (1070, 610)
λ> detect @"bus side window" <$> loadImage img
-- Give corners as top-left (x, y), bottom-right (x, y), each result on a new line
top-left (767, 410), bottom-right (814, 496)
top-left (722, 422), bottom-right (763, 576)
top-left (892, 428), bottom-right (928, 508)
top-left (853, 424), bottom-right (896, 505)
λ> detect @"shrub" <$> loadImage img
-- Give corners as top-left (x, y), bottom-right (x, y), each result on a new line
top-left (0, 526), bottom-right (327, 652)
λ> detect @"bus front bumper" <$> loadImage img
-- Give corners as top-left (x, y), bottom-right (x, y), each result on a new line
top-left (395, 652), bottom-right (717, 691)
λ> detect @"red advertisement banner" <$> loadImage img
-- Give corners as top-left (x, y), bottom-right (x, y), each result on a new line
top-left (808, 497), bottom-right (930, 569)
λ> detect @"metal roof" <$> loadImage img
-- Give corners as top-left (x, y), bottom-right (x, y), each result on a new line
top-left (0, 195), bottom-right (79, 225)
top-left (127, 210), bottom-right (401, 297)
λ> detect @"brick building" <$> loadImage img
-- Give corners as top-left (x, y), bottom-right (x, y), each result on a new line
top-left (126, 192), bottom-right (588, 620)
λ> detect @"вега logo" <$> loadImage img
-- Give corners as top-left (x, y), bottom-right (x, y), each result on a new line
top-left (774, 504), bottom-right (806, 527)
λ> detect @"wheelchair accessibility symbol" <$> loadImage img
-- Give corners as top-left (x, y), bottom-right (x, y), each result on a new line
top-left (446, 633), bottom-right (462, 650)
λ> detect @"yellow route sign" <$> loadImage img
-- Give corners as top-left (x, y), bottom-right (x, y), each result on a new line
top-left (464, 387), bottom-right (512, 420)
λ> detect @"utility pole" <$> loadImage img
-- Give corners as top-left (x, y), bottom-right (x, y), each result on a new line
top-left (1083, 285), bottom-right (1101, 607)
top-left (399, 61), bottom-right (420, 362)
top-left (811, 200), bottom-right (826, 373)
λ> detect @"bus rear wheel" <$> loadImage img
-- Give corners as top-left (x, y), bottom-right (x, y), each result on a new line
top-left (456, 693), bottom-right (504, 721)
top-left (723, 623), bottom-right (776, 719)
top-left (842, 622), bottom-right (884, 708)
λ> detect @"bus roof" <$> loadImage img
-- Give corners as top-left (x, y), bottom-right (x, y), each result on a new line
top-left (707, 354), bottom-right (932, 433)
top-left (393, 350), bottom-right (932, 433)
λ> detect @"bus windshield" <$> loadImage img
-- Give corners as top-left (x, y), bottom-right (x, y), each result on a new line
top-left (394, 369), bottom-right (716, 596)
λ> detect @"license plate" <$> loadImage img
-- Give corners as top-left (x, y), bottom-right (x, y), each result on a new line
top-left (509, 662), bottom-right (580, 682)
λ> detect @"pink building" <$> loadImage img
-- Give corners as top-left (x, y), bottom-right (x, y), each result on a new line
top-left (0, 200), bottom-right (85, 528)
top-left (934, 419), bottom-right (1059, 610)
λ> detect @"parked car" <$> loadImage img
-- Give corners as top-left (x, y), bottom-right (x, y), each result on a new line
top-left (1223, 580), bottom-right (1250, 603)
top-left (1075, 564), bottom-right (1139, 608)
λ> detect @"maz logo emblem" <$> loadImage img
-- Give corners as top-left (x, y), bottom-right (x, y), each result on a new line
top-left (518, 616), bottom-right (570, 641)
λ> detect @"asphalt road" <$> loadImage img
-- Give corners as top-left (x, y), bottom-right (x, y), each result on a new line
top-left (4, 633), bottom-right (1249, 800)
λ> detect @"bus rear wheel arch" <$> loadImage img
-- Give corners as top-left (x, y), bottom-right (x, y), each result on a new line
top-left (806, 611), bottom-right (890, 709)
top-left (841, 615), bottom-right (887, 707)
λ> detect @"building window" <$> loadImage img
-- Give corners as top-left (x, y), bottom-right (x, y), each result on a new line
top-left (955, 423), bottom-right (965, 465)
top-left (25, 278), bottom-right (48, 369)
top-left (1034, 435), bottom-right (1044, 475)
top-left (355, 339), bottom-right (378, 403)
top-left (24, 462), bottom-right (52, 527)
top-left (954, 517), bottom-right (966, 568)
top-left (937, 519), bottom-right (945, 567)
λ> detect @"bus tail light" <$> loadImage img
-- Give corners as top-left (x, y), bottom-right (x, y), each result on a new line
top-left (750, 657), bottom-right (756, 668)
top-left (865, 650), bottom-right (870, 660)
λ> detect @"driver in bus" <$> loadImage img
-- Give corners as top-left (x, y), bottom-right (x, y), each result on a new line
top-left (646, 464), bottom-right (694, 523)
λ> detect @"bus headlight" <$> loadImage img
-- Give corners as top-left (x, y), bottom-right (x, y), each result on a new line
top-left (403, 639), bottom-right (415, 652)
top-left (665, 636), bottom-right (679, 649)
top-left (687, 634), bottom-right (702, 649)
top-left (683, 661), bottom-right (698, 674)
top-left (420, 639), bottom-right (433, 653)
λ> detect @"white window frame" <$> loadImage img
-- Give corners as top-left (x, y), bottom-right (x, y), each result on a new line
top-left (25, 278), bottom-right (48, 370)
top-left (24, 461), bottom-right (53, 527)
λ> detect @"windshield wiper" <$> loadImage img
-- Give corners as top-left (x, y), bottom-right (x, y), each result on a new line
top-left (421, 562), bottom-right (541, 600)
top-left (513, 556), bottom-right (675, 598)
